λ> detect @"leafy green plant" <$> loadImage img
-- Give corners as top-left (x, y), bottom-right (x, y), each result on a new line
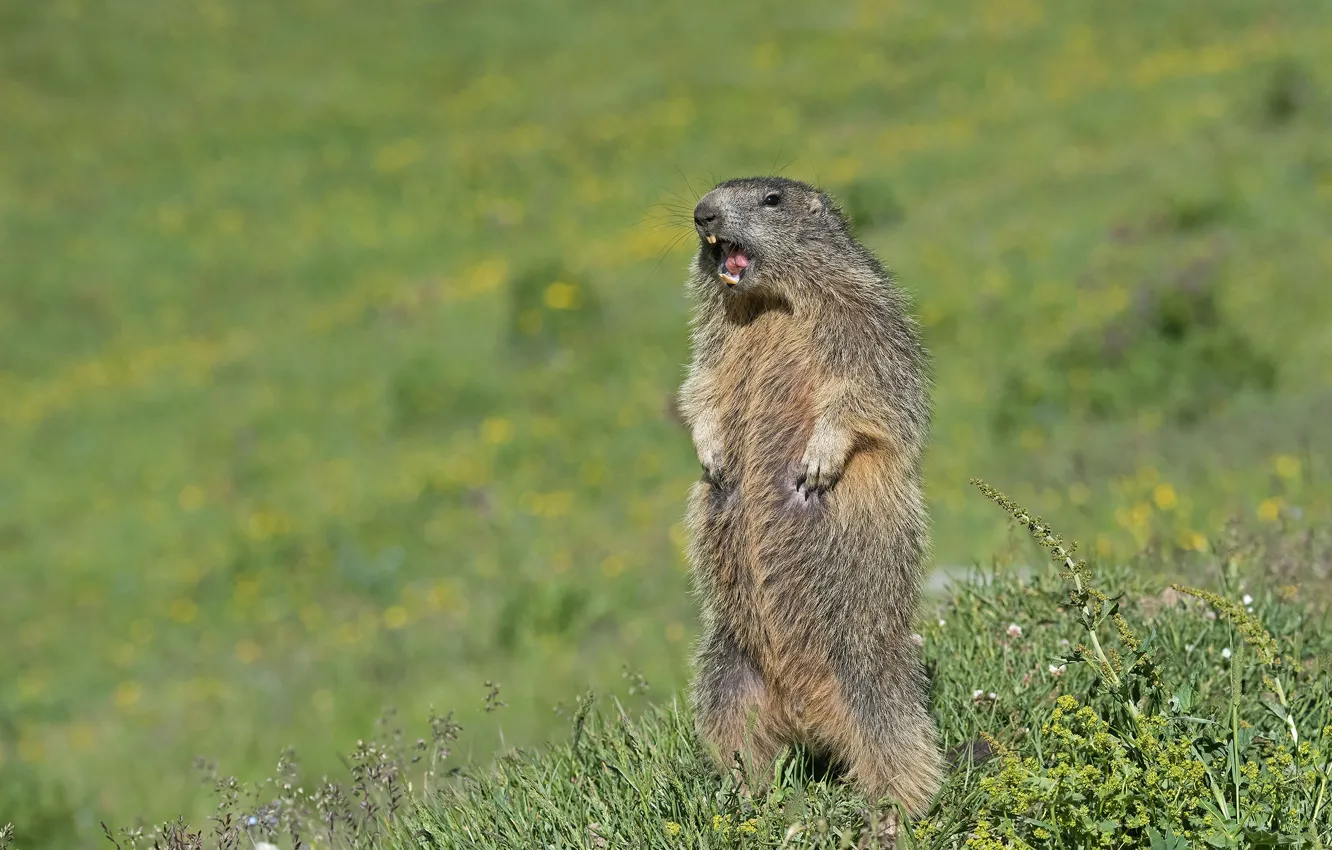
top-left (937, 481), bottom-right (1331, 848)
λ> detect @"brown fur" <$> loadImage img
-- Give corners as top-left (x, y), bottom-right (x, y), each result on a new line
top-left (679, 177), bottom-right (942, 816)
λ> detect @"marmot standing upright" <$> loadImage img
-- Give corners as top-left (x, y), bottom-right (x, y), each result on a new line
top-left (679, 176), bottom-right (942, 815)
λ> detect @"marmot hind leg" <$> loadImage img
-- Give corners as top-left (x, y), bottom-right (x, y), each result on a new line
top-left (691, 627), bottom-right (783, 793)
top-left (827, 645), bottom-right (942, 816)
top-left (832, 689), bottom-right (942, 816)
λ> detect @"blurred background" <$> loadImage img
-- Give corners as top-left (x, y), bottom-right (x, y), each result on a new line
top-left (2, 0), bottom-right (1330, 844)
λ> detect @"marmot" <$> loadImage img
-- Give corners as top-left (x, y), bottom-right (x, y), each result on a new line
top-left (679, 176), bottom-right (942, 816)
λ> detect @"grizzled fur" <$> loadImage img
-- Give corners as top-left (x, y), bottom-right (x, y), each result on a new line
top-left (679, 176), bottom-right (942, 815)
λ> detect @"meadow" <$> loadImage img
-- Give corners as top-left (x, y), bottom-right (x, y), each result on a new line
top-left (79, 489), bottom-right (1332, 848)
top-left (2, 0), bottom-right (1331, 845)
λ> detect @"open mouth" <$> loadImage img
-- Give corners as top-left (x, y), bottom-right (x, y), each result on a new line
top-left (704, 234), bottom-right (751, 286)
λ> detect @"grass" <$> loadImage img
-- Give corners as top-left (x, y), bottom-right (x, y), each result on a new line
top-left (2, 0), bottom-right (1332, 844)
top-left (62, 486), bottom-right (1332, 849)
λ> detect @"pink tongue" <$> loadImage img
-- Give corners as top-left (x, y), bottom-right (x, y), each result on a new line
top-left (725, 251), bottom-right (749, 275)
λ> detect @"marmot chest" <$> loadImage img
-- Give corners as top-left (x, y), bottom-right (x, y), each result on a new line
top-left (703, 313), bottom-right (824, 668)
top-left (713, 313), bottom-right (816, 494)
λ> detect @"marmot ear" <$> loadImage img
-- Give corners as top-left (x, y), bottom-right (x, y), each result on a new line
top-left (808, 194), bottom-right (825, 214)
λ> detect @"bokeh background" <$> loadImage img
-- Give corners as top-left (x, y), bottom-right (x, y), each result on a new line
top-left (2, 0), bottom-right (1330, 844)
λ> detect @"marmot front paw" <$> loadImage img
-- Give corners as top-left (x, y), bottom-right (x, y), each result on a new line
top-left (796, 427), bottom-right (851, 497)
top-left (694, 423), bottom-right (728, 487)
top-left (700, 452), bottom-right (727, 487)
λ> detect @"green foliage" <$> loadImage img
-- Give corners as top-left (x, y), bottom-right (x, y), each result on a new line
top-left (0, 764), bottom-right (77, 850)
top-left (994, 268), bottom-right (1277, 431)
top-left (945, 483), bottom-right (1331, 848)
top-left (94, 494), bottom-right (1332, 849)
top-left (834, 177), bottom-right (905, 232)
top-left (406, 701), bottom-right (881, 850)
top-left (1260, 59), bottom-right (1314, 127)
top-left (389, 356), bottom-right (498, 432)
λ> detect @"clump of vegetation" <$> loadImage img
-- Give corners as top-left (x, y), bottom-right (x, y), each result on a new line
top-left (99, 706), bottom-right (464, 850)
top-left (84, 485), bottom-right (1330, 849)
top-left (389, 356), bottom-right (498, 432)
top-left (0, 767), bottom-right (76, 850)
top-left (994, 262), bottom-right (1276, 432)
top-left (834, 177), bottom-right (905, 232)
top-left (1260, 59), bottom-right (1313, 127)
top-left (938, 482), bottom-right (1330, 848)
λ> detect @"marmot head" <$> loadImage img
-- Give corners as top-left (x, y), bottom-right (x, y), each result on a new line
top-left (691, 176), bottom-right (851, 294)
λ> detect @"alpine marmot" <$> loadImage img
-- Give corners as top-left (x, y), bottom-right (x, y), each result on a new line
top-left (679, 176), bottom-right (942, 816)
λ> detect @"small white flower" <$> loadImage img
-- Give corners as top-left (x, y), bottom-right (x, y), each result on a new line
top-left (1006, 623), bottom-right (1023, 638)
top-left (1242, 594), bottom-right (1253, 606)
top-left (1048, 664), bottom-right (1066, 677)
top-left (1246, 606), bottom-right (1254, 613)
top-left (1185, 644), bottom-right (1194, 652)
top-left (1205, 610), bottom-right (1217, 621)
top-left (988, 691), bottom-right (998, 701)
top-left (1059, 638), bottom-right (1070, 648)
top-left (938, 618), bottom-right (947, 627)
top-left (973, 689), bottom-right (984, 699)
top-left (255, 844), bottom-right (280, 850)
top-left (1222, 647), bottom-right (1232, 659)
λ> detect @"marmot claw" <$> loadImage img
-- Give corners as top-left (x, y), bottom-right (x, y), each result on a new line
top-left (797, 431), bottom-right (849, 497)
top-left (694, 424), bottom-right (727, 488)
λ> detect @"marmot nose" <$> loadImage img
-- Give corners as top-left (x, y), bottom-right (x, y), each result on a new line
top-left (693, 199), bottom-right (719, 230)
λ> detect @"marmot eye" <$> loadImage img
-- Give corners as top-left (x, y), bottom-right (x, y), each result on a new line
top-left (762, 191), bottom-right (781, 207)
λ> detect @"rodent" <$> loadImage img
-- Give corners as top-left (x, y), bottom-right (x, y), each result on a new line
top-left (678, 176), bottom-right (942, 816)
